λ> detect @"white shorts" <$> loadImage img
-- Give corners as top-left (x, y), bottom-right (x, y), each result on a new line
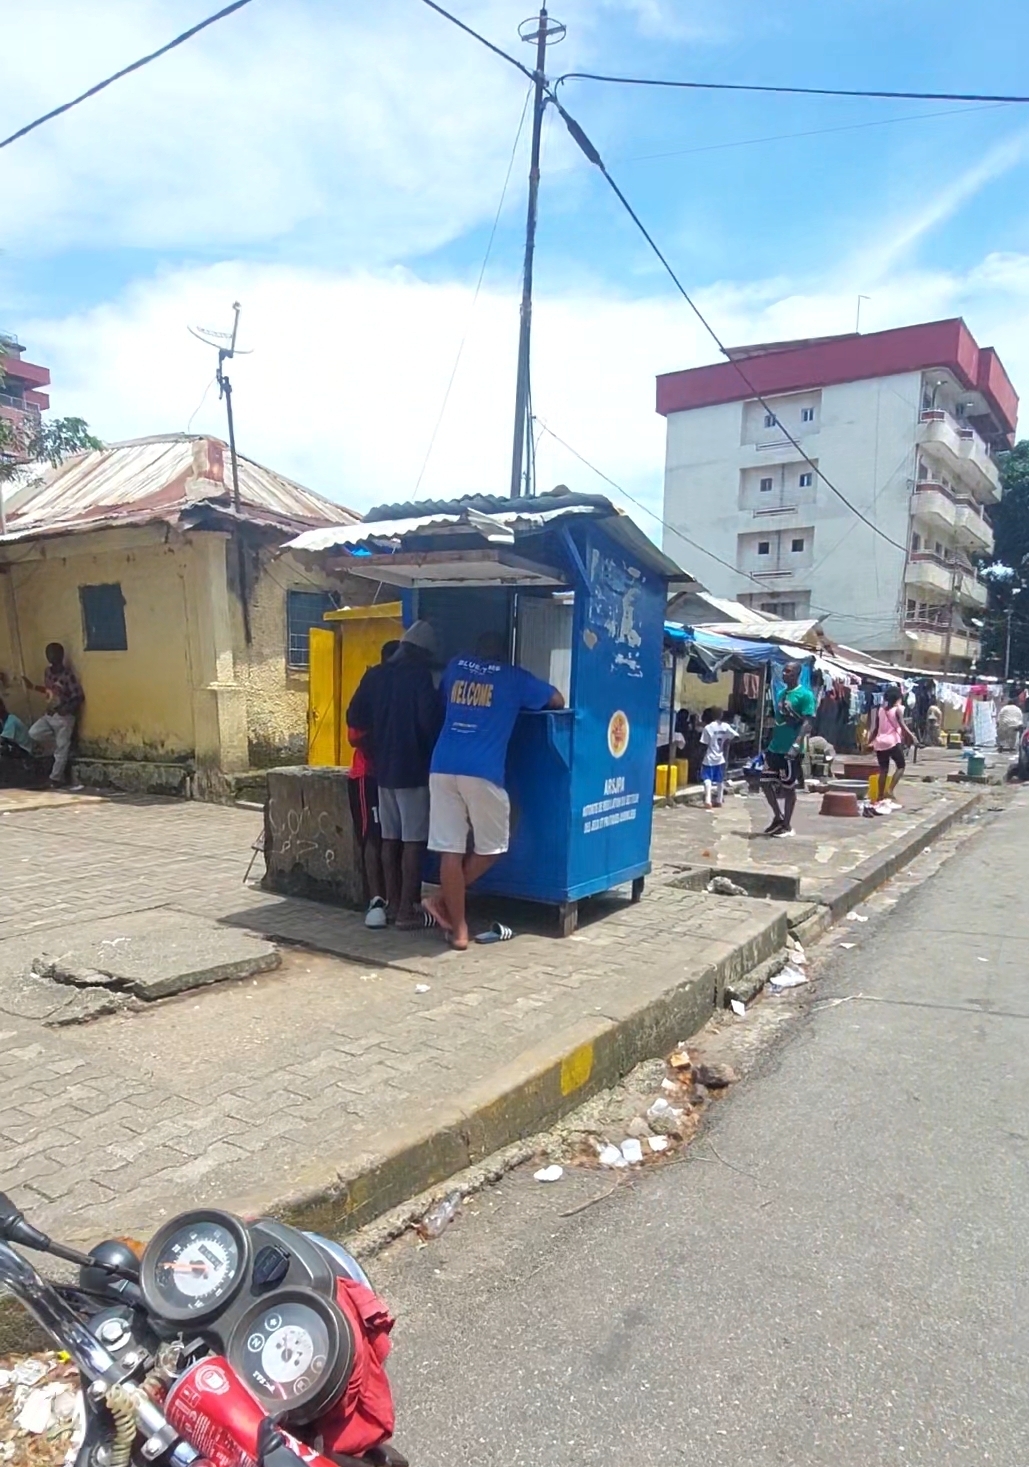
top-left (428, 773), bottom-right (510, 856)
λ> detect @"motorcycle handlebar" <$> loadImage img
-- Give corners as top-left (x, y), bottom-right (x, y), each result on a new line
top-left (0, 1241), bottom-right (116, 1383)
top-left (0, 1241), bottom-right (199, 1467)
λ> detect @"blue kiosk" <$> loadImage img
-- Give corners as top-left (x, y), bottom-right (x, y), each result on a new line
top-left (294, 492), bottom-right (687, 934)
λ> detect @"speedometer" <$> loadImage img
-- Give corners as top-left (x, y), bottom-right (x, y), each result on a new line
top-left (227, 1289), bottom-right (354, 1424)
top-left (141, 1210), bottom-right (249, 1324)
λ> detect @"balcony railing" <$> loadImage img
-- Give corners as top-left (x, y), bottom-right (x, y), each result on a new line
top-left (917, 410), bottom-right (1001, 498)
top-left (0, 392), bottom-right (39, 418)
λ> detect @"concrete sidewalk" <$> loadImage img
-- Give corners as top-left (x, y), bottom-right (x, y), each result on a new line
top-left (0, 774), bottom-right (983, 1253)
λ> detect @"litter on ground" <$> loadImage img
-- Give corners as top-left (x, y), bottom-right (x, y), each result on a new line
top-left (533, 1164), bottom-right (564, 1183)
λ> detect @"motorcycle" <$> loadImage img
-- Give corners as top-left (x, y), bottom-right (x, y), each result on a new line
top-left (0, 1192), bottom-right (407, 1467)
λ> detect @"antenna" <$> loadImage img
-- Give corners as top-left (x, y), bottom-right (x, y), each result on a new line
top-left (188, 302), bottom-right (253, 643)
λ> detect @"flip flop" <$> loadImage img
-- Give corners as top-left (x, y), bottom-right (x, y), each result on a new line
top-left (421, 894), bottom-right (453, 932)
top-left (474, 922), bottom-right (514, 944)
top-left (396, 908), bottom-right (440, 931)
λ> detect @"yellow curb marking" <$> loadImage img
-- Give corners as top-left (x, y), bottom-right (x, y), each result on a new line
top-left (560, 1041), bottom-right (593, 1096)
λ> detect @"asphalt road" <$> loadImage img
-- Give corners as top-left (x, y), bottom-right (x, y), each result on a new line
top-left (375, 790), bottom-right (1029, 1467)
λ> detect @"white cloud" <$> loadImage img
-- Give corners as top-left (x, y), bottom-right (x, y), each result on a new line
top-left (0, 0), bottom-right (733, 264)
top-left (845, 128), bottom-right (1029, 285)
top-left (24, 246), bottom-right (1029, 590)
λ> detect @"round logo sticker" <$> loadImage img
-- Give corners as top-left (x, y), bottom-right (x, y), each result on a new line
top-left (607, 710), bottom-right (630, 758)
top-left (195, 1364), bottom-right (230, 1395)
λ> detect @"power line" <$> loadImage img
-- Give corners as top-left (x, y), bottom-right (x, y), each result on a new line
top-left (417, 0), bottom-right (533, 83)
top-left (414, 0), bottom-right (926, 555)
top-left (536, 419), bottom-right (917, 629)
top-left (617, 101), bottom-right (1009, 165)
top-left (0, 0), bottom-right (256, 151)
top-left (536, 417), bottom-right (809, 600)
top-left (547, 95), bottom-right (909, 554)
top-left (414, 84), bottom-right (533, 492)
top-left (555, 70), bottom-right (1029, 106)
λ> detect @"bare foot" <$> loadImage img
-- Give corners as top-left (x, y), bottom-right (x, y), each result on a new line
top-left (422, 893), bottom-right (453, 932)
top-left (448, 925), bottom-right (470, 951)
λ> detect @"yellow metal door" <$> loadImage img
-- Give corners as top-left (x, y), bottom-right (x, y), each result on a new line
top-left (307, 625), bottom-right (340, 766)
top-left (338, 609), bottom-right (404, 767)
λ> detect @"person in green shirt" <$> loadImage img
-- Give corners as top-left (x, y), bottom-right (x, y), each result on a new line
top-left (761, 662), bottom-right (817, 837)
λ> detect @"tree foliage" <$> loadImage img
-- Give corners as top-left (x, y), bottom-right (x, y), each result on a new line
top-left (981, 440), bottom-right (1029, 676)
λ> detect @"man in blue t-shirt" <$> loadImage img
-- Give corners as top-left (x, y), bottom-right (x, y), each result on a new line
top-left (425, 632), bottom-right (564, 949)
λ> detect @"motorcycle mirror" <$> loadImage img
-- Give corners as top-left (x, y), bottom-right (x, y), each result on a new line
top-left (0, 1192), bottom-right (126, 1274)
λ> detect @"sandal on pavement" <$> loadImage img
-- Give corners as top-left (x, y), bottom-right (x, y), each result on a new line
top-left (474, 922), bottom-right (514, 944)
top-left (396, 907), bottom-right (440, 931)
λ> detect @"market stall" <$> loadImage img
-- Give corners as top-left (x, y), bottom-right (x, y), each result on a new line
top-left (288, 491), bottom-right (688, 933)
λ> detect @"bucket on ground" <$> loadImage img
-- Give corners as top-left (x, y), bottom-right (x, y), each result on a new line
top-left (655, 763), bottom-right (678, 798)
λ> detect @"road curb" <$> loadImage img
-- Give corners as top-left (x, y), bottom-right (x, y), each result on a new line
top-left (243, 908), bottom-right (788, 1238)
top-left (806, 790), bottom-right (982, 930)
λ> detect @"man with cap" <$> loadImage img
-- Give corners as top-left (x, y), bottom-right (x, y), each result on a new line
top-left (359, 620), bottom-right (443, 927)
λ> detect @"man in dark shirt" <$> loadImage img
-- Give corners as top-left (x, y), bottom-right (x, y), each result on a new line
top-left (348, 620), bottom-right (442, 927)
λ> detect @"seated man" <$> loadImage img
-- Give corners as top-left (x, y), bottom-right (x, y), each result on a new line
top-left (0, 699), bottom-right (33, 759)
top-left (425, 632), bottom-right (563, 950)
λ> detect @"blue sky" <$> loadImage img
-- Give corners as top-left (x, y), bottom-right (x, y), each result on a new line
top-left (3, 0), bottom-right (1029, 554)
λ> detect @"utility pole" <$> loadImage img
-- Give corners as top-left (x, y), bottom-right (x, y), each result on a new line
top-left (1004, 603), bottom-right (1015, 682)
top-left (216, 302), bottom-right (243, 517)
top-left (189, 302), bottom-right (252, 644)
top-left (942, 568), bottom-right (960, 677)
top-left (510, 6), bottom-right (565, 499)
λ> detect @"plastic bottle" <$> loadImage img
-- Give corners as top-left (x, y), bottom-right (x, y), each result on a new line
top-left (418, 1191), bottom-right (461, 1239)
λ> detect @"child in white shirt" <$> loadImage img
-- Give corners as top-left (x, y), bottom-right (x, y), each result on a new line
top-left (700, 707), bottom-right (737, 809)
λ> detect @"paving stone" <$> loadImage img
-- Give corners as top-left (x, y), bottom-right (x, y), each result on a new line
top-left (0, 784), bottom-right (974, 1247)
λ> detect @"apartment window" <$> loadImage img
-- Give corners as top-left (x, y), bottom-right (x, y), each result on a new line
top-left (801, 407), bottom-right (815, 423)
top-left (917, 461), bottom-right (929, 481)
top-left (791, 537), bottom-right (805, 553)
top-left (79, 583), bottom-right (127, 651)
top-left (934, 541), bottom-right (943, 557)
top-left (911, 532), bottom-right (921, 552)
top-left (761, 600), bottom-right (796, 619)
top-left (799, 472), bottom-right (813, 488)
top-left (287, 589), bottom-right (336, 669)
top-left (906, 599), bottom-right (916, 616)
top-left (759, 476), bottom-right (773, 493)
top-left (763, 412), bottom-right (777, 428)
top-left (757, 541), bottom-right (770, 556)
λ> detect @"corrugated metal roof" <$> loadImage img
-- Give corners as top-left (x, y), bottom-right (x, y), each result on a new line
top-left (2, 434), bottom-right (358, 542)
top-left (286, 494), bottom-right (689, 583)
top-left (287, 503), bottom-right (595, 553)
top-left (698, 618), bottom-right (823, 645)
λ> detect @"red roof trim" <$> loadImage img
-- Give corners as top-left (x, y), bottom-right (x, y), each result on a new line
top-left (656, 318), bottom-right (1018, 437)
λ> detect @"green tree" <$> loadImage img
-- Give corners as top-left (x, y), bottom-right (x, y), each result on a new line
top-left (0, 347), bottom-right (102, 484)
top-left (981, 440), bottom-right (1029, 677)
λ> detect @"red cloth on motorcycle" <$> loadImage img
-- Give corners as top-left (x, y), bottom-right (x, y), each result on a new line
top-left (316, 1278), bottom-right (395, 1457)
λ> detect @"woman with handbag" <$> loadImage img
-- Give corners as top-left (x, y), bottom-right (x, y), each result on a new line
top-left (870, 685), bottom-right (916, 808)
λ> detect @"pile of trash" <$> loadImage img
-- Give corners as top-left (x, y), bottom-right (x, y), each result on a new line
top-left (0, 1354), bottom-right (83, 1467)
top-left (558, 1046), bottom-right (737, 1176)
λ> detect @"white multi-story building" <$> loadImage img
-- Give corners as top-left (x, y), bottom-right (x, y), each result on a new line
top-left (657, 319), bottom-right (1018, 670)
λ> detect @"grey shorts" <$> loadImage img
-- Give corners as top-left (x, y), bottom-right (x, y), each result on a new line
top-left (378, 785), bottom-right (430, 843)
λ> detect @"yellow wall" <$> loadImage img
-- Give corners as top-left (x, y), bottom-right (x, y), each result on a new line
top-left (0, 526), bottom-right (381, 780)
top-left (230, 545), bottom-right (377, 768)
top-left (0, 526), bottom-right (196, 762)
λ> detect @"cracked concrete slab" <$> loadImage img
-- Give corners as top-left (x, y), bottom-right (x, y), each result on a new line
top-left (0, 907), bottom-right (280, 1018)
